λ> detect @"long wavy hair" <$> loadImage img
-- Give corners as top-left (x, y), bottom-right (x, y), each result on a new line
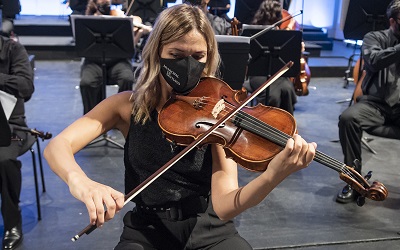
top-left (251, 0), bottom-right (282, 25)
top-left (131, 4), bottom-right (220, 124)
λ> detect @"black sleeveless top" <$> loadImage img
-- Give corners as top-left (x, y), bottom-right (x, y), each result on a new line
top-left (124, 110), bottom-right (213, 206)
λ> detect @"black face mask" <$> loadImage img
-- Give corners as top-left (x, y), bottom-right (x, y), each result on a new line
top-left (160, 56), bottom-right (206, 94)
top-left (97, 3), bottom-right (111, 15)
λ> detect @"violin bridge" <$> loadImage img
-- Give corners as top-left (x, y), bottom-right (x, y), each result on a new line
top-left (211, 99), bottom-right (225, 118)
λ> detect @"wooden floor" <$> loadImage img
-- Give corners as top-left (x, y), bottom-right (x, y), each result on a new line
top-left (1, 16), bottom-right (400, 250)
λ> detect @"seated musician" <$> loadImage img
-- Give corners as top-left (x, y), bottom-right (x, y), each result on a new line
top-left (245, 0), bottom-right (298, 115)
top-left (80, 0), bottom-right (152, 115)
top-left (0, 34), bottom-right (34, 250)
top-left (336, 0), bottom-right (400, 203)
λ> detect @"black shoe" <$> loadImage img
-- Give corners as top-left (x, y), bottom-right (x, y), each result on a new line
top-left (3, 224), bottom-right (23, 250)
top-left (336, 184), bottom-right (358, 203)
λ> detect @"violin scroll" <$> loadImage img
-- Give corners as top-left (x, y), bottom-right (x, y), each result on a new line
top-left (366, 181), bottom-right (389, 201)
top-left (339, 166), bottom-right (388, 205)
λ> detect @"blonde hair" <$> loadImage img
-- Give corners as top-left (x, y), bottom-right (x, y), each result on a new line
top-left (131, 3), bottom-right (220, 124)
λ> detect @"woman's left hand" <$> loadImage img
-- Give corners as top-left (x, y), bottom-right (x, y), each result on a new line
top-left (267, 134), bottom-right (317, 179)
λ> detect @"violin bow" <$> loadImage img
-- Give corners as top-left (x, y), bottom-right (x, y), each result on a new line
top-left (251, 10), bottom-right (302, 40)
top-left (71, 62), bottom-right (294, 242)
top-left (125, 0), bottom-right (135, 16)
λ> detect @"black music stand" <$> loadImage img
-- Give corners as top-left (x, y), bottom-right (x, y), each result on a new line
top-left (240, 25), bottom-right (301, 106)
top-left (234, 0), bottom-right (263, 25)
top-left (0, 102), bottom-right (11, 147)
top-left (242, 26), bottom-right (301, 78)
top-left (72, 15), bottom-right (135, 149)
top-left (343, 0), bottom-right (390, 41)
top-left (215, 35), bottom-right (250, 90)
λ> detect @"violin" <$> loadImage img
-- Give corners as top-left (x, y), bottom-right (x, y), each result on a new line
top-left (280, 9), bottom-right (311, 96)
top-left (158, 77), bottom-right (387, 201)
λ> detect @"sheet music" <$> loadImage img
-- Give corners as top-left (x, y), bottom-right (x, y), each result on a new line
top-left (0, 90), bottom-right (17, 120)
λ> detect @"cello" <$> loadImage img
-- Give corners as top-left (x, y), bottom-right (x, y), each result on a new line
top-left (280, 9), bottom-right (311, 96)
top-left (351, 58), bottom-right (365, 104)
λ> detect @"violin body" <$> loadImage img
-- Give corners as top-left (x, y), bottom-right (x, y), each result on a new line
top-left (279, 9), bottom-right (301, 31)
top-left (292, 56), bottom-right (311, 96)
top-left (159, 77), bottom-right (297, 172)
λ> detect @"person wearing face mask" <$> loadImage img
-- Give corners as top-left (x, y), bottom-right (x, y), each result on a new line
top-left (336, 0), bottom-right (400, 204)
top-left (44, 4), bottom-right (316, 249)
top-left (78, 0), bottom-right (135, 115)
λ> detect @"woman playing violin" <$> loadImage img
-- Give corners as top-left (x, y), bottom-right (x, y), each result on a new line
top-left (44, 3), bottom-right (316, 249)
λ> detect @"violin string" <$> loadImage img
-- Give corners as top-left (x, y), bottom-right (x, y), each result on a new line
top-left (233, 110), bottom-right (358, 180)
top-left (198, 98), bottom-right (358, 180)
top-left (234, 111), bottom-right (346, 170)
top-left (203, 98), bottom-right (357, 179)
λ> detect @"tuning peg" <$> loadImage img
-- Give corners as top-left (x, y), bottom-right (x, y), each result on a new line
top-left (364, 171), bottom-right (372, 181)
top-left (356, 196), bottom-right (365, 207)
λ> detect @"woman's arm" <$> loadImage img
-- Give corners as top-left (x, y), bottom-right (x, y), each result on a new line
top-left (44, 91), bottom-right (132, 227)
top-left (211, 134), bottom-right (316, 220)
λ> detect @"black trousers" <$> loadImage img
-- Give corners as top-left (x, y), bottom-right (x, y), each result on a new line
top-left (115, 198), bottom-right (252, 250)
top-left (249, 76), bottom-right (297, 115)
top-left (80, 59), bottom-right (135, 114)
top-left (338, 96), bottom-right (400, 172)
top-left (0, 129), bottom-right (33, 230)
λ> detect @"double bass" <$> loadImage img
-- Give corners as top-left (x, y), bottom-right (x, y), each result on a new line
top-left (280, 9), bottom-right (311, 96)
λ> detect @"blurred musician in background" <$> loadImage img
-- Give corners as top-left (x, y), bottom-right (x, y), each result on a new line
top-left (208, 0), bottom-right (231, 22)
top-left (0, 0), bottom-right (21, 40)
top-left (79, 0), bottom-right (151, 115)
top-left (68, 0), bottom-right (89, 15)
top-left (336, 0), bottom-right (400, 203)
top-left (246, 0), bottom-right (297, 115)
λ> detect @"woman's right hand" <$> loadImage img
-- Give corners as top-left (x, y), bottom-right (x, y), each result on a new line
top-left (68, 173), bottom-right (125, 227)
